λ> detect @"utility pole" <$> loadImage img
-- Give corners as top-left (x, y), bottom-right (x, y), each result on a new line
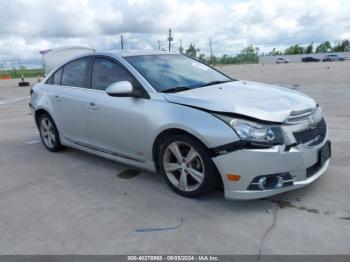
top-left (167, 29), bottom-right (173, 52)
top-left (209, 38), bottom-right (213, 64)
top-left (179, 38), bottom-right (183, 54)
top-left (121, 35), bottom-right (124, 50)
top-left (158, 40), bottom-right (161, 51)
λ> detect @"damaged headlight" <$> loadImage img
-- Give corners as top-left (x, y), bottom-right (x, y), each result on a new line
top-left (214, 115), bottom-right (284, 145)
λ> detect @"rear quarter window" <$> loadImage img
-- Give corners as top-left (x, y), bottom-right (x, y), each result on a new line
top-left (53, 68), bottom-right (63, 85)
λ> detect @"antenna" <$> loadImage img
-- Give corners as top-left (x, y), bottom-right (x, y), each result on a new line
top-left (121, 35), bottom-right (124, 50)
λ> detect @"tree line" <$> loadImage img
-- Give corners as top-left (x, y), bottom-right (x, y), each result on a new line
top-left (181, 44), bottom-right (259, 65)
top-left (269, 40), bottom-right (350, 55)
top-left (180, 39), bottom-right (350, 65)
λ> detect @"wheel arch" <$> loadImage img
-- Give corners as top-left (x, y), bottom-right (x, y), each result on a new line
top-left (152, 127), bottom-right (224, 188)
top-left (152, 128), bottom-right (209, 170)
top-left (34, 108), bottom-right (57, 128)
top-left (35, 109), bottom-right (50, 126)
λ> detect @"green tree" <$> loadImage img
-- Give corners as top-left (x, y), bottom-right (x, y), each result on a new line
top-left (235, 45), bottom-right (259, 63)
top-left (211, 55), bottom-right (218, 65)
top-left (284, 44), bottom-right (303, 55)
top-left (315, 41), bottom-right (332, 53)
top-left (268, 48), bottom-right (283, 56)
top-left (332, 40), bottom-right (350, 52)
top-left (304, 43), bottom-right (313, 54)
top-left (179, 46), bottom-right (184, 54)
top-left (185, 43), bottom-right (200, 58)
top-left (197, 53), bottom-right (207, 63)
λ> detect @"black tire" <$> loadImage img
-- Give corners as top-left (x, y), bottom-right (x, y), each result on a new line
top-left (18, 81), bottom-right (30, 87)
top-left (38, 114), bottom-right (63, 152)
top-left (158, 134), bottom-right (219, 198)
top-left (339, 58), bottom-right (344, 61)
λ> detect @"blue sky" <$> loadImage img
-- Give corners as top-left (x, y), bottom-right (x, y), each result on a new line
top-left (0, 0), bottom-right (349, 59)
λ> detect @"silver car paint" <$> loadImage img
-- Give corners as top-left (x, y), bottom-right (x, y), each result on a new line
top-left (165, 80), bottom-right (316, 123)
top-left (31, 51), bottom-right (329, 200)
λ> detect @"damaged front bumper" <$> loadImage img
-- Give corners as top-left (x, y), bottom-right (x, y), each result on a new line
top-left (212, 139), bottom-right (331, 200)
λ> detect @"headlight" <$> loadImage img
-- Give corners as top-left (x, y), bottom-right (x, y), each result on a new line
top-left (214, 115), bottom-right (284, 145)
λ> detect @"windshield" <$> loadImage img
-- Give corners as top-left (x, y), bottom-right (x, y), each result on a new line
top-left (124, 54), bottom-right (233, 92)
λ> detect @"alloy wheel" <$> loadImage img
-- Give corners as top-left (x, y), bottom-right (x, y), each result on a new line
top-left (40, 117), bottom-right (56, 149)
top-left (163, 141), bottom-right (205, 192)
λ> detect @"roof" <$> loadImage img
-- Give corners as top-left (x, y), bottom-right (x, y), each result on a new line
top-left (102, 50), bottom-right (179, 57)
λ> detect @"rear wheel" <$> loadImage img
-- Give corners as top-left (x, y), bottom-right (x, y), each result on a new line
top-left (38, 114), bottom-right (62, 152)
top-left (159, 135), bottom-right (219, 198)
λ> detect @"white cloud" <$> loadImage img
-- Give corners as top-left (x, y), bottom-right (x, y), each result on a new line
top-left (0, 0), bottom-right (349, 58)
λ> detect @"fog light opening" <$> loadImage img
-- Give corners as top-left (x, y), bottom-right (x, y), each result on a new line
top-left (258, 177), bottom-right (266, 190)
top-left (258, 175), bottom-right (284, 190)
top-left (248, 173), bottom-right (293, 191)
top-left (276, 176), bottom-right (284, 188)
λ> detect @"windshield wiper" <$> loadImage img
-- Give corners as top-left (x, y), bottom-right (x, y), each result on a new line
top-left (162, 86), bottom-right (191, 93)
top-left (198, 80), bottom-right (232, 87)
top-left (162, 80), bottom-right (232, 93)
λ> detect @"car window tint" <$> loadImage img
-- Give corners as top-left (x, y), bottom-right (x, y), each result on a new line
top-left (53, 68), bottom-right (63, 85)
top-left (125, 54), bottom-right (231, 92)
top-left (61, 58), bottom-right (88, 87)
top-left (91, 58), bottom-right (133, 91)
top-left (46, 75), bottom-right (53, 84)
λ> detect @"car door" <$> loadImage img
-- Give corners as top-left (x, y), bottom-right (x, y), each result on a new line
top-left (50, 57), bottom-right (91, 145)
top-left (85, 56), bottom-right (149, 161)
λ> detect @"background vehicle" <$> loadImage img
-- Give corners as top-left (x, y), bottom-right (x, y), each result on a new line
top-left (302, 56), bottom-right (320, 62)
top-left (30, 51), bottom-right (330, 200)
top-left (323, 54), bottom-right (346, 61)
top-left (275, 57), bottom-right (289, 64)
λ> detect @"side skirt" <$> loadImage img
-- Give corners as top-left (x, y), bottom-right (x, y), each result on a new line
top-left (61, 137), bottom-right (157, 172)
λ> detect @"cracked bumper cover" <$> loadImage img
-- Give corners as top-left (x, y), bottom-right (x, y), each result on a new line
top-left (212, 139), bottom-right (330, 200)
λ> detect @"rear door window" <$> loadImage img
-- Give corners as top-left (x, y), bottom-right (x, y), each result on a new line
top-left (61, 58), bottom-right (89, 88)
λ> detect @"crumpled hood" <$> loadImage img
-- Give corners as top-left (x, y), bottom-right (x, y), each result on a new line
top-left (164, 80), bottom-right (317, 123)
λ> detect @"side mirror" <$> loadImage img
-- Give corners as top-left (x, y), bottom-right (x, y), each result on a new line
top-left (106, 81), bottom-right (140, 97)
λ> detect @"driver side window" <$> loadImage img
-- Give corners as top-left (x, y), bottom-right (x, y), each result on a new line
top-left (91, 58), bottom-right (133, 91)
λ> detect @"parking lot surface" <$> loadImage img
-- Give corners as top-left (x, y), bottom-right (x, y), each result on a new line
top-left (0, 61), bottom-right (349, 255)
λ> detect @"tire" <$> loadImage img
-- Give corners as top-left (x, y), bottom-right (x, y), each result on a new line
top-left (18, 81), bottom-right (30, 87)
top-left (38, 114), bottom-right (63, 152)
top-left (339, 58), bottom-right (344, 61)
top-left (158, 134), bottom-right (219, 198)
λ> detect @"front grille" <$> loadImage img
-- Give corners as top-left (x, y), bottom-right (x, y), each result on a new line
top-left (293, 118), bottom-right (327, 146)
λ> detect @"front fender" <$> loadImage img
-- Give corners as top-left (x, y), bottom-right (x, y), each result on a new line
top-left (146, 101), bottom-right (239, 158)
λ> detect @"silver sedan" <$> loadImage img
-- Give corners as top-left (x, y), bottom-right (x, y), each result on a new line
top-left (30, 51), bottom-right (331, 200)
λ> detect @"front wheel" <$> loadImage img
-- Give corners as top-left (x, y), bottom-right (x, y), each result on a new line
top-left (38, 114), bottom-right (63, 152)
top-left (159, 135), bottom-right (219, 198)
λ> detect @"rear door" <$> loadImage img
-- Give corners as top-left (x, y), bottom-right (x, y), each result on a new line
top-left (50, 57), bottom-right (91, 145)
